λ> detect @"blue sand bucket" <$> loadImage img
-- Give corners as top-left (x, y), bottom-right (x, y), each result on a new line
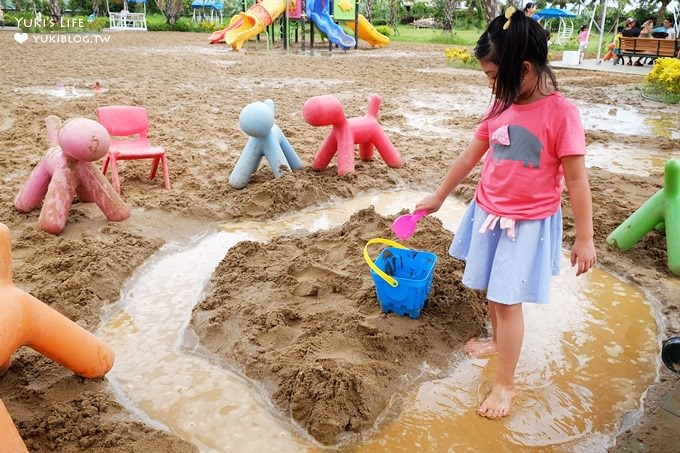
top-left (363, 238), bottom-right (438, 319)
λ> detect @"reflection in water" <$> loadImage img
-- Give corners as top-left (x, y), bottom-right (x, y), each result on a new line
top-left (99, 190), bottom-right (658, 452)
top-left (586, 142), bottom-right (672, 177)
top-left (578, 102), bottom-right (680, 139)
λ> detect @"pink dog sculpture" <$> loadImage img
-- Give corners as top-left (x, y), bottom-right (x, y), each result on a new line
top-left (302, 94), bottom-right (402, 176)
top-left (14, 116), bottom-right (130, 234)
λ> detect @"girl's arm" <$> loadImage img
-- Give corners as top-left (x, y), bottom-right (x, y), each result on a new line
top-left (416, 137), bottom-right (488, 213)
top-left (562, 155), bottom-right (597, 276)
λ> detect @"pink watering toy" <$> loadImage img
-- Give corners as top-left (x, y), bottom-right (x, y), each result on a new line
top-left (0, 222), bottom-right (115, 452)
top-left (14, 115), bottom-right (130, 235)
top-left (302, 94), bottom-right (401, 176)
top-left (392, 210), bottom-right (427, 240)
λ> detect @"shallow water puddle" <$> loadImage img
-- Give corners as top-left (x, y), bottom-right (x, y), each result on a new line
top-left (98, 190), bottom-right (658, 452)
top-left (577, 102), bottom-right (680, 139)
top-left (13, 85), bottom-right (98, 99)
top-left (586, 142), bottom-right (674, 177)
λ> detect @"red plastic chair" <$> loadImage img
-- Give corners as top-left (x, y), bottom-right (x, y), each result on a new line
top-left (96, 105), bottom-right (170, 194)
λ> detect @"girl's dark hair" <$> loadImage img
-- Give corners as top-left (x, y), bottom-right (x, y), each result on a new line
top-left (474, 9), bottom-right (558, 119)
top-left (523, 2), bottom-right (535, 13)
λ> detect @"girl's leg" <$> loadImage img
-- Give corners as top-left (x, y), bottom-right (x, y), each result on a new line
top-left (478, 301), bottom-right (524, 419)
top-left (464, 301), bottom-right (498, 357)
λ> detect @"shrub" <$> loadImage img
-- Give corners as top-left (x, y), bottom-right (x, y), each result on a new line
top-left (444, 47), bottom-right (477, 67)
top-left (375, 25), bottom-right (393, 37)
top-left (646, 58), bottom-right (680, 96)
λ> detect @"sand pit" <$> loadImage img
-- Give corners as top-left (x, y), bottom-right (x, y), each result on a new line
top-left (0, 31), bottom-right (678, 452)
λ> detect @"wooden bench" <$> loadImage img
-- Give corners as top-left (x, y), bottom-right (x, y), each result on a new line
top-left (619, 37), bottom-right (679, 60)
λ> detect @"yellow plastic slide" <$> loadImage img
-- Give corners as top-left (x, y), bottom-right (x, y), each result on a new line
top-left (224, 0), bottom-right (286, 51)
top-left (345, 14), bottom-right (390, 48)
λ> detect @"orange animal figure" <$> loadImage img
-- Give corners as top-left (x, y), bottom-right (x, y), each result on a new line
top-left (302, 94), bottom-right (402, 176)
top-left (14, 115), bottom-right (129, 234)
top-left (0, 222), bottom-right (115, 451)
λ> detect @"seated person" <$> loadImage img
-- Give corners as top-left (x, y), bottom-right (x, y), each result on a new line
top-left (622, 18), bottom-right (643, 66)
top-left (662, 19), bottom-right (676, 40)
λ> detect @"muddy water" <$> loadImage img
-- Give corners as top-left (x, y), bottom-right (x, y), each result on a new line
top-left (98, 190), bottom-right (658, 452)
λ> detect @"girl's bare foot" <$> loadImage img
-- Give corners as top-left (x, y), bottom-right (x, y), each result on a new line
top-left (478, 384), bottom-right (514, 419)
top-left (464, 338), bottom-right (498, 358)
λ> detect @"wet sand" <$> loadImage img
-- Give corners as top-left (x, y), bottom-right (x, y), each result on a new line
top-left (0, 31), bottom-right (678, 452)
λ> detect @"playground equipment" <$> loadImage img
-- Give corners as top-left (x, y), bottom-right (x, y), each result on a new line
top-left (210, 0), bottom-right (286, 50)
top-left (364, 238), bottom-right (438, 319)
top-left (306, 0), bottom-right (355, 50)
top-left (96, 105), bottom-right (171, 194)
top-left (14, 116), bottom-right (130, 235)
top-left (209, 0), bottom-right (388, 50)
top-left (392, 210), bottom-right (427, 240)
top-left (345, 14), bottom-right (390, 48)
top-left (302, 94), bottom-right (401, 176)
top-left (0, 222), bottom-right (115, 452)
top-left (606, 159), bottom-right (680, 276)
top-left (105, 0), bottom-right (148, 30)
top-left (534, 8), bottom-right (577, 45)
top-left (229, 99), bottom-right (302, 189)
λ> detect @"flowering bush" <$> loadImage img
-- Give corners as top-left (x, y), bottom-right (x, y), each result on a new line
top-left (445, 47), bottom-right (473, 64)
top-left (646, 58), bottom-right (680, 96)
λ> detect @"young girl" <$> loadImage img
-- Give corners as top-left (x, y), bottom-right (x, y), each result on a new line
top-left (416, 7), bottom-right (596, 420)
top-left (577, 25), bottom-right (589, 63)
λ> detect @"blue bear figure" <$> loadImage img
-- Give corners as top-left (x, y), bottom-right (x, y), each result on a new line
top-left (228, 99), bottom-right (303, 189)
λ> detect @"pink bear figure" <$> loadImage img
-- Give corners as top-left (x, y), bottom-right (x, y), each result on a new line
top-left (14, 115), bottom-right (130, 234)
top-left (302, 94), bottom-right (402, 176)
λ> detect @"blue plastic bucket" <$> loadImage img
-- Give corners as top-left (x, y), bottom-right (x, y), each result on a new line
top-left (363, 238), bottom-right (437, 319)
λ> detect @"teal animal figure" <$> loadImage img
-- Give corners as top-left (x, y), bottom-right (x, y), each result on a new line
top-left (228, 99), bottom-right (302, 189)
top-left (606, 159), bottom-right (680, 275)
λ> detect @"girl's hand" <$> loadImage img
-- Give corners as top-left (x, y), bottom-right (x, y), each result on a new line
top-left (571, 237), bottom-right (597, 276)
top-left (415, 193), bottom-right (446, 214)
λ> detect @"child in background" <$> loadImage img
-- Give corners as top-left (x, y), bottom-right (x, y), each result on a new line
top-left (604, 27), bottom-right (624, 65)
top-left (416, 6), bottom-right (596, 420)
top-left (578, 25), bottom-right (589, 63)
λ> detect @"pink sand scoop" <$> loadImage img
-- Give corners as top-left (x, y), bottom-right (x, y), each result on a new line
top-left (391, 210), bottom-right (427, 240)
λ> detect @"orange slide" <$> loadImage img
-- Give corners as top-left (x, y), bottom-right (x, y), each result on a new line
top-left (209, 0), bottom-right (286, 50)
top-left (0, 222), bottom-right (115, 451)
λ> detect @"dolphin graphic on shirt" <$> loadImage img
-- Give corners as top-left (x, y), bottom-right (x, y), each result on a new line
top-left (490, 125), bottom-right (542, 168)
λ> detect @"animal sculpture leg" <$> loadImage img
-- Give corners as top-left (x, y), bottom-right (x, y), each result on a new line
top-left (14, 287), bottom-right (115, 378)
top-left (311, 132), bottom-right (338, 172)
top-left (78, 162), bottom-right (130, 222)
top-left (606, 190), bottom-right (665, 251)
top-left (371, 131), bottom-right (402, 168)
top-left (38, 162), bottom-right (76, 234)
top-left (274, 126), bottom-right (303, 170)
top-left (0, 400), bottom-right (27, 453)
top-left (334, 126), bottom-right (356, 176)
top-left (13, 163), bottom-right (52, 212)
top-left (262, 135), bottom-right (292, 178)
top-left (359, 142), bottom-right (375, 161)
top-left (229, 139), bottom-right (264, 189)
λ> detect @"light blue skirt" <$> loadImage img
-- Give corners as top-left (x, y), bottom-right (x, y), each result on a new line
top-left (449, 199), bottom-right (562, 305)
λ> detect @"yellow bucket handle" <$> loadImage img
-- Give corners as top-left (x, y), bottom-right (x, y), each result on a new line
top-left (363, 238), bottom-right (408, 288)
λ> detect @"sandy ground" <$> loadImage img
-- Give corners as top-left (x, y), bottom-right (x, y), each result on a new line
top-left (0, 31), bottom-right (678, 452)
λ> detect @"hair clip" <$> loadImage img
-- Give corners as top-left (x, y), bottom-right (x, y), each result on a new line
top-left (503, 6), bottom-right (516, 30)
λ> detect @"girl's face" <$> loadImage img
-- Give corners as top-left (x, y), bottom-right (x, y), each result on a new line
top-left (480, 60), bottom-right (537, 102)
top-left (480, 60), bottom-right (499, 95)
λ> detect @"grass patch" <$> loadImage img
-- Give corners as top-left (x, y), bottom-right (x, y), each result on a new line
top-left (390, 25), bottom-right (483, 45)
top-left (640, 84), bottom-right (680, 104)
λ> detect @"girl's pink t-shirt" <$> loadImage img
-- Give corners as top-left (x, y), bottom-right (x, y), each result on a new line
top-left (579, 30), bottom-right (589, 43)
top-left (473, 92), bottom-right (586, 220)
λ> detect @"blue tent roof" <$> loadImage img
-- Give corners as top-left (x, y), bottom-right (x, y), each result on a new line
top-left (534, 8), bottom-right (577, 20)
top-left (191, 0), bottom-right (223, 9)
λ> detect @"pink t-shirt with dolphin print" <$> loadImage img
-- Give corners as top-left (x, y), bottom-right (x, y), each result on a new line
top-left (473, 92), bottom-right (586, 220)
